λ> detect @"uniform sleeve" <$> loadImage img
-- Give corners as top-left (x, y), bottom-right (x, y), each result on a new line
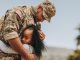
top-left (3, 11), bottom-right (19, 41)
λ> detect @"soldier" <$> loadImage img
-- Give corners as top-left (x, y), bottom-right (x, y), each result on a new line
top-left (0, 0), bottom-right (56, 60)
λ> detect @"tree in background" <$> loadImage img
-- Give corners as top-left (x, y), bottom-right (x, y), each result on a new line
top-left (68, 24), bottom-right (80, 60)
top-left (76, 25), bottom-right (80, 46)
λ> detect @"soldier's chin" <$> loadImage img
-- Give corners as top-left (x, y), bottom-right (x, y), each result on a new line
top-left (46, 19), bottom-right (51, 23)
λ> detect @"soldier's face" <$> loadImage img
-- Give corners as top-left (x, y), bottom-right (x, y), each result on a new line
top-left (37, 6), bottom-right (44, 22)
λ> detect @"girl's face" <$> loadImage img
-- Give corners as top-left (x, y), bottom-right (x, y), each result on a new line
top-left (22, 29), bottom-right (33, 44)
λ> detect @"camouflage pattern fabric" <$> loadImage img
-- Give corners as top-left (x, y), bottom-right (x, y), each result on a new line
top-left (2, 6), bottom-right (41, 42)
top-left (41, 1), bottom-right (56, 22)
top-left (1, 1), bottom-right (56, 42)
top-left (30, 1), bottom-right (56, 22)
top-left (0, 6), bottom-right (41, 60)
top-left (0, 51), bottom-right (21, 60)
top-left (0, 1), bottom-right (56, 59)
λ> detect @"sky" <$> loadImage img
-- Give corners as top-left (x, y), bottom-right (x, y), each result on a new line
top-left (0, 0), bottom-right (80, 49)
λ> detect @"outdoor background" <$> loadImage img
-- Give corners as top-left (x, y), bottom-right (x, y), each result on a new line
top-left (0, 0), bottom-right (80, 60)
top-left (0, 0), bottom-right (80, 49)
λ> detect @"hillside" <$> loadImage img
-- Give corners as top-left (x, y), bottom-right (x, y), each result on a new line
top-left (46, 47), bottom-right (73, 60)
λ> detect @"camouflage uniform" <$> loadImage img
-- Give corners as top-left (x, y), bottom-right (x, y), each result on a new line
top-left (0, 1), bottom-right (56, 60)
top-left (0, 6), bottom-right (38, 60)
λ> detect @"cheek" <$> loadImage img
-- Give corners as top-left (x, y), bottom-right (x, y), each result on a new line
top-left (37, 12), bottom-right (43, 21)
top-left (22, 34), bottom-right (32, 44)
top-left (23, 38), bottom-right (31, 43)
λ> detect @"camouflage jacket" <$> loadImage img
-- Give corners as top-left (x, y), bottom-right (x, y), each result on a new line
top-left (2, 6), bottom-right (41, 43)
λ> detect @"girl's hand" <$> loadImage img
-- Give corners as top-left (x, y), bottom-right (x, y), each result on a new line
top-left (38, 30), bottom-right (45, 41)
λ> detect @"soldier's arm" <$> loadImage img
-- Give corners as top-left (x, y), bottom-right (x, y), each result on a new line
top-left (8, 36), bottom-right (36, 60)
top-left (8, 37), bottom-right (30, 59)
top-left (3, 11), bottom-right (35, 60)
